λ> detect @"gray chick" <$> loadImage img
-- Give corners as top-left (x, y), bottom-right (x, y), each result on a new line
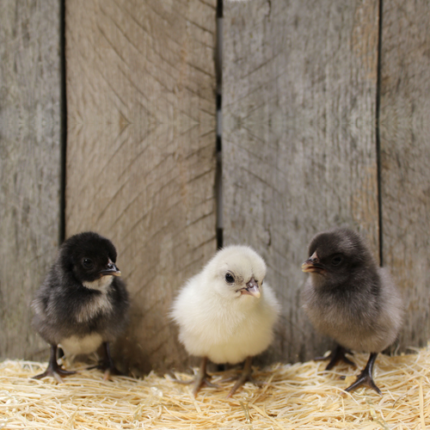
top-left (32, 232), bottom-right (129, 382)
top-left (301, 227), bottom-right (403, 394)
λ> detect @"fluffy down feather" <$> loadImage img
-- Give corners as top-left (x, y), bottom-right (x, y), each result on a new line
top-left (172, 245), bottom-right (280, 364)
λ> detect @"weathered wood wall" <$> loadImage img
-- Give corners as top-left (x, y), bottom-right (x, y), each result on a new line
top-left (223, 0), bottom-right (380, 364)
top-left (2, 0), bottom-right (430, 372)
top-left (380, 0), bottom-right (430, 350)
top-left (65, 0), bottom-right (217, 374)
top-left (0, 0), bottom-right (62, 360)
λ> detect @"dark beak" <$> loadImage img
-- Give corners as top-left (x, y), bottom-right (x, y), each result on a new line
top-left (100, 259), bottom-right (121, 277)
top-left (240, 277), bottom-right (261, 298)
top-left (301, 251), bottom-right (325, 273)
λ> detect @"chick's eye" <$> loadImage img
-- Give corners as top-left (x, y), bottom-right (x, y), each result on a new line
top-left (225, 273), bottom-right (234, 283)
top-left (331, 256), bottom-right (343, 266)
top-left (82, 258), bottom-right (94, 269)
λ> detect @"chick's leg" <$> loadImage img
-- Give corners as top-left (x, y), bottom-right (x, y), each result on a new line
top-left (32, 344), bottom-right (76, 383)
top-left (226, 356), bottom-right (261, 398)
top-left (102, 342), bottom-right (118, 380)
top-left (171, 357), bottom-right (218, 397)
top-left (315, 345), bottom-right (356, 370)
top-left (345, 352), bottom-right (381, 395)
top-left (191, 357), bottom-right (219, 396)
top-left (87, 342), bottom-right (122, 380)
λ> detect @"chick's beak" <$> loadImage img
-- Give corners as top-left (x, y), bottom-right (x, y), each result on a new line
top-left (301, 251), bottom-right (324, 273)
top-left (240, 277), bottom-right (261, 298)
top-left (100, 258), bottom-right (121, 277)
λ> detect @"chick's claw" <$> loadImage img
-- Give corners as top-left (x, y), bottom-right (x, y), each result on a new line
top-left (226, 357), bottom-right (262, 398)
top-left (169, 373), bottom-right (218, 389)
top-left (87, 342), bottom-right (123, 380)
top-left (32, 344), bottom-right (76, 383)
top-left (315, 345), bottom-right (356, 371)
top-left (191, 372), bottom-right (219, 397)
top-left (345, 373), bottom-right (382, 395)
top-left (32, 362), bottom-right (76, 383)
top-left (170, 357), bottom-right (219, 397)
top-left (344, 352), bottom-right (382, 395)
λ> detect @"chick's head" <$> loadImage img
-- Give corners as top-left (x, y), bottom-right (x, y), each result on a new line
top-left (59, 232), bottom-right (121, 283)
top-left (302, 228), bottom-right (376, 289)
top-left (205, 245), bottom-right (267, 300)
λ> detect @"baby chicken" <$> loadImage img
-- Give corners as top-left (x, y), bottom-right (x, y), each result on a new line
top-left (301, 227), bottom-right (403, 394)
top-left (32, 232), bottom-right (129, 382)
top-left (171, 245), bottom-right (280, 397)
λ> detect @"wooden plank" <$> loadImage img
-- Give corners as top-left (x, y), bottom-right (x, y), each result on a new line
top-left (0, 1), bottom-right (62, 359)
top-left (380, 1), bottom-right (430, 349)
top-left (65, 0), bottom-right (217, 374)
top-left (222, 0), bottom-right (380, 364)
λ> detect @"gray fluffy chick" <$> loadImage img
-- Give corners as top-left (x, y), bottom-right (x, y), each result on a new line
top-left (301, 227), bottom-right (403, 394)
top-left (32, 232), bottom-right (129, 382)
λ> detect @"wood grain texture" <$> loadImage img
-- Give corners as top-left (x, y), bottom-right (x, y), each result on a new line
top-left (0, 1), bottom-right (61, 360)
top-left (223, 0), bottom-right (380, 364)
top-left (65, 0), bottom-right (217, 374)
top-left (380, 1), bottom-right (430, 349)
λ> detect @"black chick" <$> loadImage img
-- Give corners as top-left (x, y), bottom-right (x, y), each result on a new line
top-left (32, 232), bottom-right (129, 382)
top-left (301, 227), bottom-right (403, 394)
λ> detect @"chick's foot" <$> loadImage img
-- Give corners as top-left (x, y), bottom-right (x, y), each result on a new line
top-left (86, 342), bottom-right (123, 380)
top-left (226, 356), bottom-right (262, 398)
top-left (32, 345), bottom-right (76, 383)
top-left (171, 357), bottom-right (218, 397)
top-left (315, 345), bottom-right (356, 371)
top-left (345, 352), bottom-right (382, 395)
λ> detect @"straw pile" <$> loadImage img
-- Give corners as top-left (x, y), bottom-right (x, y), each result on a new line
top-left (0, 347), bottom-right (429, 429)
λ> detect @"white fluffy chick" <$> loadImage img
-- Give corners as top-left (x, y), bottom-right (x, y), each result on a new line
top-left (171, 245), bottom-right (280, 397)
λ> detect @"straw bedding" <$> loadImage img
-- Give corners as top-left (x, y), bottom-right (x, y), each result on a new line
top-left (0, 347), bottom-right (428, 429)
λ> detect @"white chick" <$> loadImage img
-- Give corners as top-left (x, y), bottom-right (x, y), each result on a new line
top-left (171, 245), bottom-right (280, 397)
